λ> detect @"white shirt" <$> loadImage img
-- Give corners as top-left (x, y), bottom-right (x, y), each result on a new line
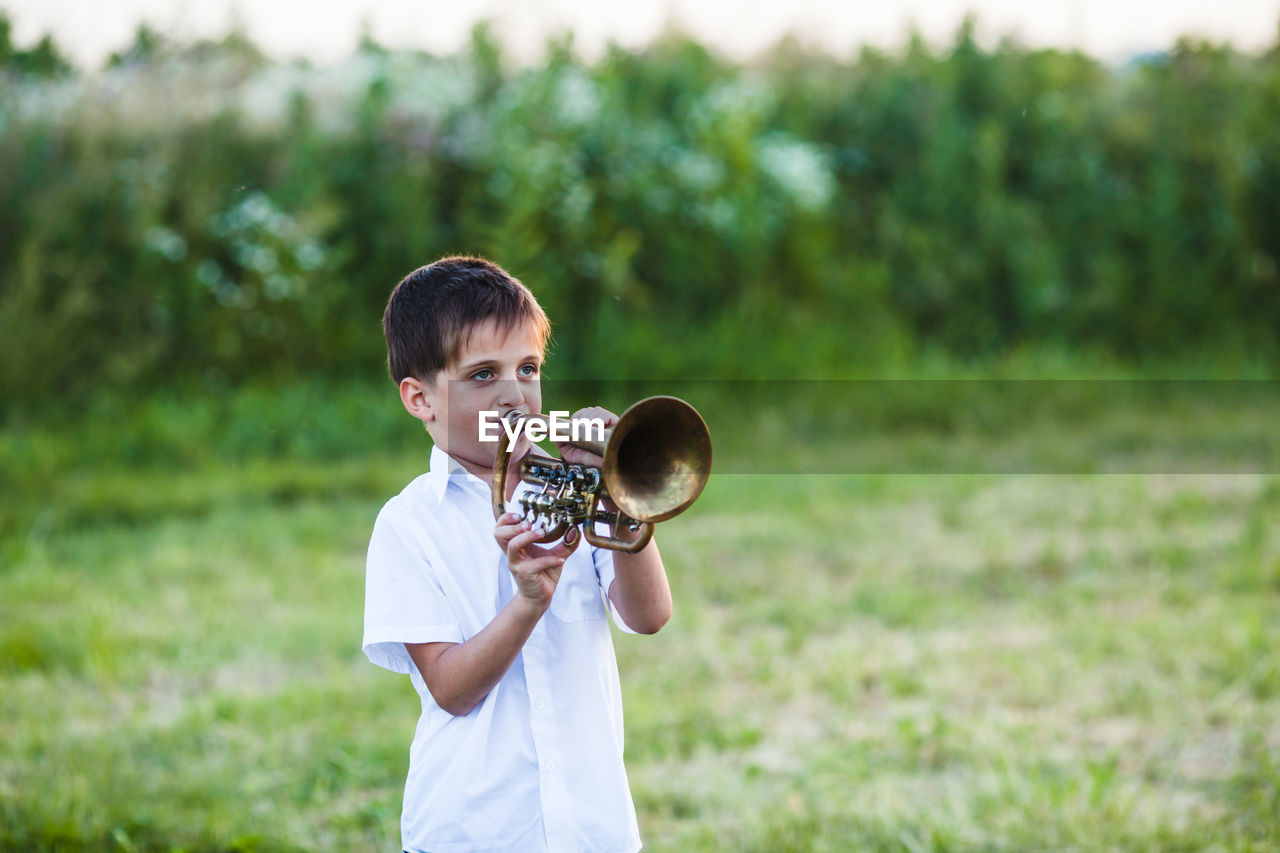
top-left (363, 445), bottom-right (642, 853)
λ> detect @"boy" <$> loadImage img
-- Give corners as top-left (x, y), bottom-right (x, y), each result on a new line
top-left (363, 256), bottom-right (672, 853)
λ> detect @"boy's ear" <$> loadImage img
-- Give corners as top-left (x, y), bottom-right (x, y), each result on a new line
top-left (399, 376), bottom-right (435, 423)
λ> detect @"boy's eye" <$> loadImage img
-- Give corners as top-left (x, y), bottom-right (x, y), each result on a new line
top-left (472, 369), bottom-right (493, 381)
top-left (519, 364), bottom-right (539, 377)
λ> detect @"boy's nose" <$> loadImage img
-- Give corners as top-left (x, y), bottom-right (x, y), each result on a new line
top-left (494, 379), bottom-right (523, 409)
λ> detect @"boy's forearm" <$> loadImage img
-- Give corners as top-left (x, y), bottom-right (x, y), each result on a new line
top-left (608, 539), bottom-right (672, 634)
top-left (411, 595), bottom-right (545, 716)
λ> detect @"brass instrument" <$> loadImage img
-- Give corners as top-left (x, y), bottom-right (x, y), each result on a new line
top-left (491, 396), bottom-right (712, 553)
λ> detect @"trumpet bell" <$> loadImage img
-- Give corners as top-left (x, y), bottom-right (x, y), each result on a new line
top-left (604, 396), bottom-right (712, 523)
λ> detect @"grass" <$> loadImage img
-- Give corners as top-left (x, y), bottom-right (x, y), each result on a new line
top-left (2, 382), bottom-right (1279, 850)
top-left (624, 473), bottom-right (1280, 851)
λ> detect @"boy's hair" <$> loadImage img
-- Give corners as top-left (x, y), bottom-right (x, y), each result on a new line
top-left (383, 256), bottom-right (551, 383)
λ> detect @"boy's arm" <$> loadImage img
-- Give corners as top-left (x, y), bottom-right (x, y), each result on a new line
top-left (608, 536), bottom-right (672, 635)
top-left (405, 596), bottom-right (543, 717)
top-left (406, 517), bottom-right (580, 716)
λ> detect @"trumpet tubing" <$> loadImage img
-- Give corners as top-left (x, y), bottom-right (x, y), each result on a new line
top-left (491, 396), bottom-right (712, 553)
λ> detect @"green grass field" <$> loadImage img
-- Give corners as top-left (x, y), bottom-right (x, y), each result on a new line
top-left (2, 386), bottom-right (1278, 851)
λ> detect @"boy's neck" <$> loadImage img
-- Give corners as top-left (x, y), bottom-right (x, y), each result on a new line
top-left (446, 447), bottom-right (528, 502)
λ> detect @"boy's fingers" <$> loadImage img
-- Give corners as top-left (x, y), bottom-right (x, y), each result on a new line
top-left (495, 519), bottom-right (526, 539)
top-left (550, 527), bottom-right (582, 557)
top-left (520, 525), bottom-right (582, 558)
top-left (517, 555), bottom-right (567, 576)
top-left (495, 516), bottom-right (534, 543)
top-left (507, 528), bottom-right (554, 556)
top-left (557, 446), bottom-right (604, 468)
top-left (508, 529), bottom-right (541, 550)
top-left (506, 524), bottom-right (581, 565)
top-left (555, 407), bottom-right (616, 467)
top-left (571, 406), bottom-right (618, 428)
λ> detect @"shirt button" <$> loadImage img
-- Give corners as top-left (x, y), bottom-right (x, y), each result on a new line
top-left (535, 699), bottom-right (545, 710)
top-left (545, 760), bottom-right (556, 771)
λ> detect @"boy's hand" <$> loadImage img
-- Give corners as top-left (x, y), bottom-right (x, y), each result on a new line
top-left (494, 512), bottom-right (581, 610)
top-left (556, 406), bottom-right (618, 468)
top-left (556, 406), bottom-right (631, 516)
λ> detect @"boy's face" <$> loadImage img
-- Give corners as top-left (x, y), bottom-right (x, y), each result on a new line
top-left (402, 318), bottom-right (544, 477)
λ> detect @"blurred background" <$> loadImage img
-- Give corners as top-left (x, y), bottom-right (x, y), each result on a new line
top-left (2, 1), bottom-right (1278, 850)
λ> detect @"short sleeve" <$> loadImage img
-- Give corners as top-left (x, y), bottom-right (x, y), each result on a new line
top-left (591, 544), bottom-right (638, 634)
top-left (362, 504), bottom-right (465, 673)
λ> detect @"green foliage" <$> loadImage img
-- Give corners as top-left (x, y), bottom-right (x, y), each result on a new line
top-left (2, 20), bottom-right (1280, 414)
top-left (0, 14), bottom-right (72, 78)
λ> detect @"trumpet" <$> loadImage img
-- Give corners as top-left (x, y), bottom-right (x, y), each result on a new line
top-left (491, 396), bottom-right (712, 553)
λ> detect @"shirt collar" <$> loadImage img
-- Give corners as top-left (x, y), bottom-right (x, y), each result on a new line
top-left (426, 444), bottom-right (490, 503)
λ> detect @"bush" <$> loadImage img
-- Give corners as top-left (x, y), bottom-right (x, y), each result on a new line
top-left (2, 18), bottom-right (1278, 414)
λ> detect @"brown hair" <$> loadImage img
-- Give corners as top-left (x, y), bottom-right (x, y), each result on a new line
top-left (382, 256), bottom-right (551, 383)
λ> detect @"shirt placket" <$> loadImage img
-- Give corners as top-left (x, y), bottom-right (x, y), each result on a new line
top-left (480, 473), bottom-right (582, 851)
top-left (523, 619), bottom-right (574, 851)
top-left (495, 519), bottom-right (570, 853)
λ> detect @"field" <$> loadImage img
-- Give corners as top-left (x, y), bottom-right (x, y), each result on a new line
top-left (2, 383), bottom-right (1279, 851)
